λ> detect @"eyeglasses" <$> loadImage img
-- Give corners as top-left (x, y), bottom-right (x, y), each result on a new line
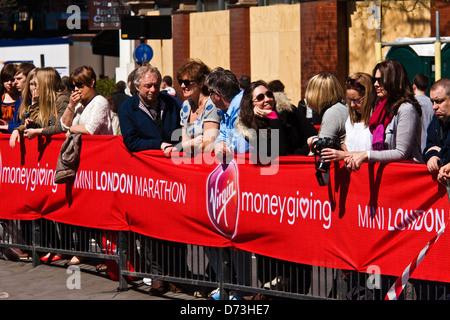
top-left (178, 79), bottom-right (194, 87)
top-left (253, 91), bottom-right (274, 102)
top-left (346, 96), bottom-right (365, 104)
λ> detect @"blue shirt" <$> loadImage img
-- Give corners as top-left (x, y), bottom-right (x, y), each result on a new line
top-left (7, 97), bottom-right (22, 133)
top-left (214, 90), bottom-right (249, 153)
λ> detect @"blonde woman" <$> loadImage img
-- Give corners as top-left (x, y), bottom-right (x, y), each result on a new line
top-left (9, 67), bottom-right (68, 148)
top-left (320, 73), bottom-right (376, 162)
top-left (305, 73), bottom-right (348, 151)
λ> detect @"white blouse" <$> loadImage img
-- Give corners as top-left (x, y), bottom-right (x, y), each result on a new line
top-left (61, 95), bottom-right (114, 135)
top-left (344, 116), bottom-right (372, 152)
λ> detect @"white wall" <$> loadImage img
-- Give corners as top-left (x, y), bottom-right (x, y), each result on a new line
top-left (0, 39), bottom-right (120, 79)
top-left (0, 43), bottom-right (70, 76)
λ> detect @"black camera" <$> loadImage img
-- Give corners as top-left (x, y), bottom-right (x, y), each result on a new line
top-left (312, 137), bottom-right (342, 186)
top-left (24, 112), bottom-right (40, 129)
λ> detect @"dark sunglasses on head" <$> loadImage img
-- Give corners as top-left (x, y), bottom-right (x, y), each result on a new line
top-left (253, 90), bottom-right (274, 102)
top-left (178, 79), bottom-right (194, 87)
top-left (346, 77), bottom-right (365, 90)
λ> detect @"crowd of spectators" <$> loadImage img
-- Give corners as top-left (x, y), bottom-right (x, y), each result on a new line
top-left (1, 57), bottom-right (449, 300)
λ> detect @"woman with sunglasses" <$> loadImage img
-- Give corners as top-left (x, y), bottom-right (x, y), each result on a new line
top-left (176, 59), bottom-right (221, 153)
top-left (344, 60), bottom-right (422, 171)
top-left (60, 65), bottom-right (114, 267)
top-left (60, 65), bottom-right (114, 137)
top-left (320, 73), bottom-right (376, 162)
top-left (236, 80), bottom-right (317, 159)
top-left (305, 73), bottom-right (348, 151)
top-left (9, 67), bottom-right (69, 148)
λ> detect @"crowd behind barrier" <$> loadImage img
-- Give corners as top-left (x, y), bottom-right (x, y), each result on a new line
top-left (2, 59), bottom-right (450, 300)
top-left (1, 134), bottom-right (450, 300)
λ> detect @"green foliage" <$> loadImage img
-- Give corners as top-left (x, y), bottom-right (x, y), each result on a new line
top-left (96, 77), bottom-right (116, 97)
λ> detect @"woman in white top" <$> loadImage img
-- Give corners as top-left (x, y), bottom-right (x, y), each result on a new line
top-left (59, 65), bottom-right (113, 267)
top-left (320, 73), bottom-right (375, 161)
top-left (60, 65), bottom-right (113, 136)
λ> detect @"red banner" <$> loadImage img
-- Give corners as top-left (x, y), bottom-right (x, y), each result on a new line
top-left (1, 134), bottom-right (450, 283)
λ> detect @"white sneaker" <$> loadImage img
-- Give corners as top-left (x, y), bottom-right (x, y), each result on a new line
top-left (264, 276), bottom-right (285, 289)
top-left (143, 278), bottom-right (152, 286)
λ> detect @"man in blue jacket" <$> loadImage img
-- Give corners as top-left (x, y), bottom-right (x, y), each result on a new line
top-left (423, 78), bottom-right (450, 173)
top-left (118, 65), bottom-right (182, 153)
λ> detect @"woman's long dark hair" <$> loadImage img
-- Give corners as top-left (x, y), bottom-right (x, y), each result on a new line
top-left (373, 60), bottom-right (421, 117)
top-left (239, 80), bottom-right (273, 133)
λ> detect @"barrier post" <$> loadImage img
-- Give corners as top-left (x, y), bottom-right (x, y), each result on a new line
top-left (218, 247), bottom-right (228, 300)
top-left (117, 231), bottom-right (129, 292)
top-left (31, 220), bottom-right (41, 267)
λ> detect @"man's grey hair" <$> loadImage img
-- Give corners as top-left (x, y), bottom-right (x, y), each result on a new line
top-left (205, 67), bottom-right (240, 102)
top-left (133, 64), bottom-right (162, 88)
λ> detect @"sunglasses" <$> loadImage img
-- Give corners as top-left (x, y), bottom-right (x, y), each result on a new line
top-left (72, 82), bottom-right (85, 89)
top-left (373, 77), bottom-right (383, 85)
top-left (178, 79), bottom-right (194, 87)
top-left (253, 90), bottom-right (274, 102)
top-left (346, 77), bottom-right (365, 90)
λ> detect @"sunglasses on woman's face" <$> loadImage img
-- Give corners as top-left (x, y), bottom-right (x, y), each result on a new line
top-left (253, 90), bottom-right (274, 102)
top-left (373, 77), bottom-right (383, 85)
top-left (178, 79), bottom-right (194, 87)
top-left (72, 82), bottom-right (85, 89)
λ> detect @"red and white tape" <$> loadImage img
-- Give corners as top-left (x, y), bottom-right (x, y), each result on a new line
top-left (385, 220), bottom-right (448, 300)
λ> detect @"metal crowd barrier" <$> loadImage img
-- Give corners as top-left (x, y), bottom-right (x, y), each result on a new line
top-left (0, 218), bottom-right (448, 300)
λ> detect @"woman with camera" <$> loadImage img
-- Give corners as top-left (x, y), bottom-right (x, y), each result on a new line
top-left (305, 73), bottom-right (348, 152)
top-left (343, 60), bottom-right (422, 171)
top-left (319, 73), bottom-right (376, 162)
top-left (9, 67), bottom-right (69, 148)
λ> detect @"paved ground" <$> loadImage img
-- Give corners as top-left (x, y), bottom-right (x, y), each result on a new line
top-left (0, 257), bottom-right (197, 300)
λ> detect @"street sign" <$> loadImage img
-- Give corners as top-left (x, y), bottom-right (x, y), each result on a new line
top-left (133, 43), bottom-right (153, 63)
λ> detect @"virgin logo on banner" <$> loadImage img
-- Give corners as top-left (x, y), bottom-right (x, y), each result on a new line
top-left (206, 160), bottom-right (240, 239)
